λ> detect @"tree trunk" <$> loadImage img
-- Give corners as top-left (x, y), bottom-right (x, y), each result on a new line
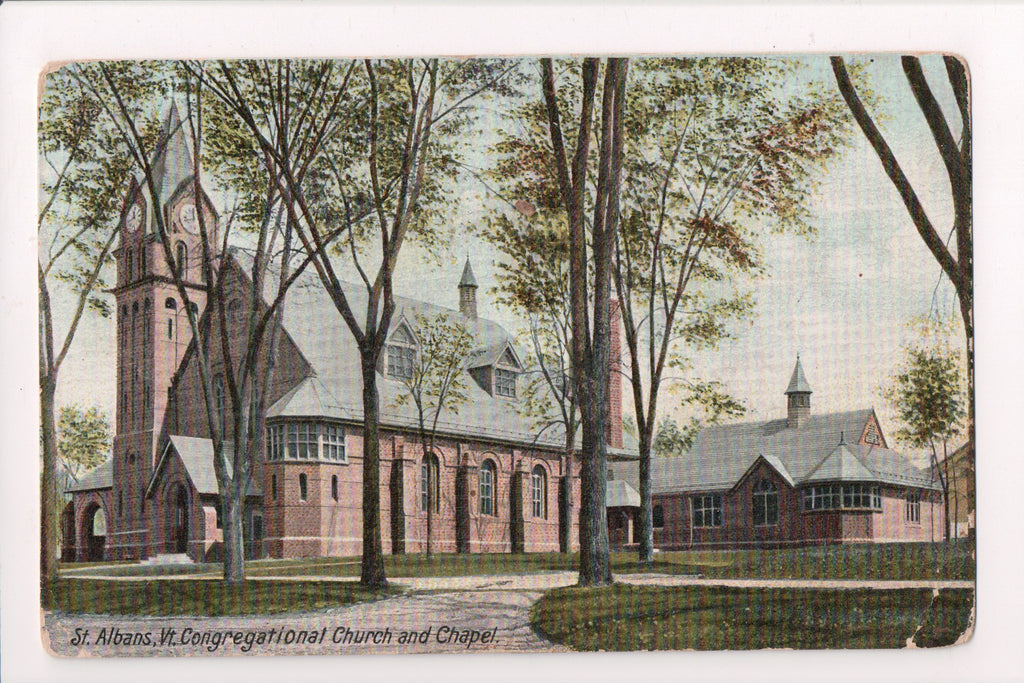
top-left (360, 353), bottom-right (387, 588)
top-left (221, 484), bottom-right (245, 585)
top-left (577, 402), bottom-right (612, 586)
top-left (40, 377), bottom-right (61, 586)
top-left (637, 426), bottom-right (654, 563)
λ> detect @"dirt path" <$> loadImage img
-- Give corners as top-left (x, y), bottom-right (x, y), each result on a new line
top-left (43, 572), bottom-right (973, 657)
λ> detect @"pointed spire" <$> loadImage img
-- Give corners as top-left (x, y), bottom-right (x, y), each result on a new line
top-left (458, 258), bottom-right (478, 319)
top-left (150, 101), bottom-right (195, 209)
top-left (459, 258), bottom-right (478, 289)
top-left (785, 354), bottom-right (813, 395)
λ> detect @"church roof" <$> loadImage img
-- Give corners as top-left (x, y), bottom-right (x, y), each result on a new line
top-left (610, 408), bottom-right (938, 494)
top-left (228, 249), bottom-right (581, 451)
top-left (147, 436), bottom-right (261, 499)
top-left (606, 479), bottom-right (641, 508)
top-left (459, 259), bottom-right (478, 288)
top-left (66, 458), bottom-right (113, 493)
top-left (785, 356), bottom-right (812, 394)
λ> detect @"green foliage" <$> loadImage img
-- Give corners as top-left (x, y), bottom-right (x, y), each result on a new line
top-left (652, 416), bottom-right (698, 456)
top-left (57, 405), bottom-right (111, 479)
top-left (392, 313), bottom-right (476, 432)
top-left (885, 336), bottom-right (966, 450)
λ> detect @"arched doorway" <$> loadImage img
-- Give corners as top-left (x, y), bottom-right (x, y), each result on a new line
top-left (168, 483), bottom-right (189, 554)
top-left (61, 502), bottom-right (76, 562)
top-left (82, 502), bottom-right (106, 561)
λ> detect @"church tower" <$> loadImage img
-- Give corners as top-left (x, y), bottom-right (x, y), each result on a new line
top-left (110, 103), bottom-right (218, 559)
top-left (785, 355), bottom-right (812, 429)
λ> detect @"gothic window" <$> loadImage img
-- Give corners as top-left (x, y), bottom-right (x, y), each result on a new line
top-left (421, 454), bottom-right (440, 512)
top-left (531, 465), bottom-right (547, 518)
top-left (386, 324), bottom-right (416, 380)
top-left (165, 297), bottom-right (176, 309)
top-left (692, 494), bottom-right (723, 528)
top-left (299, 473), bottom-right (308, 502)
top-left (653, 504), bottom-right (665, 528)
top-left (213, 373), bottom-right (226, 434)
top-left (479, 459), bottom-right (496, 516)
top-left (753, 479), bottom-right (779, 526)
top-left (175, 242), bottom-right (188, 278)
top-left (228, 299), bottom-right (242, 326)
top-left (331, 475), bottom-right (339, 502)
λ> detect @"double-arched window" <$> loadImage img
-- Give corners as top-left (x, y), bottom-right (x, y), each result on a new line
top-left (753, 479), bottom-right (779, 526)
top-left (531, 465), bottom-right (547, 518)
top-left (479, 460), bottom-right (496, 516)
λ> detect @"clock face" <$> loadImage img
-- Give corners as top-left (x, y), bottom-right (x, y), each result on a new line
top-left (178, 202), bottom-right (198, 234)
top-left (125, 204), bottom-right (142, 232)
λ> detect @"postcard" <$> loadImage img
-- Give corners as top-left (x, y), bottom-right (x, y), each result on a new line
top-left (36, 52), bottom-right (975, 660)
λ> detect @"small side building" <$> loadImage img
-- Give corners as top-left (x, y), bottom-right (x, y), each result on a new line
top-left (609, 358), bottom-right (944, 550)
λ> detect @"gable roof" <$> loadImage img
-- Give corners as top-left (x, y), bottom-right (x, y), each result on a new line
top-left (641, 408), bottom-right (938, 493)
top-left (228, 249), bottom-right (580, 451)
top-left (146, 436), bottom-right (261, 499)
top-left (607, 479), bottom-right (641, 508)
top-left (66, 458), bottom-right (113, 493)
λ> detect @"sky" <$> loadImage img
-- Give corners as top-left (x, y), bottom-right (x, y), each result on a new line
top-left (46, 55), bottom-right (967, 463)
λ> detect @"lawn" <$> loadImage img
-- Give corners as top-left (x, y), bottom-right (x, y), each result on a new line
top-left (62, 541), bottom-right (973, 582)
top-left (42, 578), bottom-right (396, 617)
top-left (531, 585), bottom-right (975, 650)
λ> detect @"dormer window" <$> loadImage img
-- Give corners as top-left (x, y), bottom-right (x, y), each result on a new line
top-left (386, 323), bottom-right (417, 381)
top-left (495, 368), bottom-right (516, 398)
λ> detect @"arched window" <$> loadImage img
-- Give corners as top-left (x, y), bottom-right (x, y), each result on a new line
top-left (421, 454), bottom-right (440, 512)
top-left (753, 479), bottom-right (779, 526)
top-left (531, 465), bottom-right (547, 518)
top-left (299, 473), bottom-right (308, 502)
top-left (228, 299), bottom-right (241, 326)
top-left (331, 475), bottom-right (339, 502)
top-left (213, 373), bottom-right (226, 434)
top-left (386, 324), bottom-right (417, 380)
top-left (479, 460), bottom-right (496, 516)
top-left (165, 297), bottom-right (176, 310)
top-left (653, 504), bottom-right (664, 528)
top-left (271, 474), bottom-right (277, 501)
top-left (175, 242), bottom-right (188, 278)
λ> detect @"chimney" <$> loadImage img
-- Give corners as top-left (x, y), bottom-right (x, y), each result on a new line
top-left (458, 258), bottom-right (478, 320)
top-left (785, 354), bottom-right (812, 429)
top-left (606, 299), bottom-right (624, 449)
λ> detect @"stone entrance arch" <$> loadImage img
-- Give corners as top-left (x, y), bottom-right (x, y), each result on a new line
top-left (82, 502), bottom-right (106, 561)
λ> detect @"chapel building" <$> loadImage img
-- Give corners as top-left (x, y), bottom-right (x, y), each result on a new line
top-left (64, 106), bottom-right (632, 563)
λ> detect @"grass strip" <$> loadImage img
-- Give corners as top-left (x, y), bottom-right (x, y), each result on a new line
top-left (43, 578), bottom-right (397, 617)
top-left (531, 585), bottom-right (975, 651)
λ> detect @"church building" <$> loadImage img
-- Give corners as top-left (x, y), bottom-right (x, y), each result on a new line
top-left (64, 106), bottom-right (632, 563)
